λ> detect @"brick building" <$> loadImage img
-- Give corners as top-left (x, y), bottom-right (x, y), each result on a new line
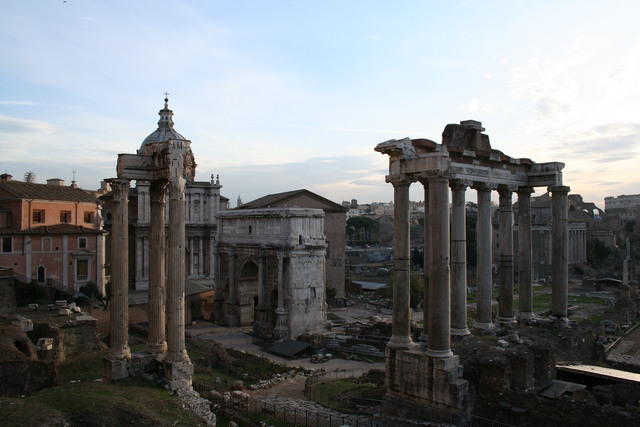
top-left (0, 174), bottom-right (105, 295)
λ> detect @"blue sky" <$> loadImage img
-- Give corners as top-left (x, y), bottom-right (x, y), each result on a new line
top-left (2, 1), bottom-right (640, 206)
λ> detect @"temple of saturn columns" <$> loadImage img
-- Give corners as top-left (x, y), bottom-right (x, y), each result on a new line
top-left (104, 97), bottom-right (195, 390)
top-left (375, 120), bottom-right (570, 424)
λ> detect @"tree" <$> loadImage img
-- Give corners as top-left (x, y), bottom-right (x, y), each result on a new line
top-left (346, 216), bottom-right (377, 244)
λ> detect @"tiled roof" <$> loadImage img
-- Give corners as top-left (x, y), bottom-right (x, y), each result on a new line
top-left (0, 181), bottom-right (97, 203)
top-left (239, 189), bottom-right (346, 212)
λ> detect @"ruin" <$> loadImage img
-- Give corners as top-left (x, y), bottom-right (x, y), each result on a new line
top-left (213, 208), bottom-right (328, 339)
top-left (375, 120), bottom-right (569, 424)
top-left (103, 97), bottom-right (194, 390)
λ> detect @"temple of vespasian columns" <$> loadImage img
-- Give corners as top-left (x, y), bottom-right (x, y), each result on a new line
top-left (104, 97), bottom-right (195, 390)
top-left (375, 120), bottom-right (570, 424)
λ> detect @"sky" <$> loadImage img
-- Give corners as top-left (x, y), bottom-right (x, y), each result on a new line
top-left (1, 1), bottom-right (640, 207)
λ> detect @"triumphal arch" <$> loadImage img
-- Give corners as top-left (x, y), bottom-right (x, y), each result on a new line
top-left (376, 120), bottom-right (569, 424)
top-left (104, 97), bottom-right (194, 390)
top-left (213, 208), bottom-right (327, 340)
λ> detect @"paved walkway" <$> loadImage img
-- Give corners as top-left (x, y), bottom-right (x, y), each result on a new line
top-left (186, 322), bottom-right (384, 372)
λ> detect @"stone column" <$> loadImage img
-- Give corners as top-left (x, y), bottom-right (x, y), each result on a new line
top-left (550, 185), bottom-right (570, 321)
top-left (274, 252), bottom-right (288, 339)
top-left (148, 180), bottom-right (167, 357)
top-left (106, 179), bottom-right (131, 379)
top-left (474, 183), bottom-right (493, 329)
top-left (427, 175), bottom-right (452, 357)
top-left (450, 180), bottom-right (469, 336)
top-left (389, 178), bottom-right (413, 349)
top-left (497, 187), bottom-right (515, 324)
top-left (517, 187), bottom-right (534, 320)
top-left (166, 176), bottom-right (189, 364)
top-left (420, 179), bottom-right (430, 341)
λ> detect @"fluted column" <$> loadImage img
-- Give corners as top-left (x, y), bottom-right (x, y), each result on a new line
top-left (148, 180), bottom-right (167, 357)
top-left (427, 175), bottom-right (452, 357)
top-left (166, 176), bottom-right (189, 363)
top-left (550, 185), bottom-right (570, 321)
top-left (419, 179), bottom-right (430, 341)
top-left (517, 187), bottom-right (534, 320)
top-left (108, 178), bottom-right (131, 360)
top-left (474, 183), bottom-right (493, 329)
top-left (450, 180), bottom-right (469, 336)
top-left (389, 178), bottom-right (413, 349)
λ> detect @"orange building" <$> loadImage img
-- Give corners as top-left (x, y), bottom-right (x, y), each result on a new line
top-left (0, 174), bottom-right (105, 295)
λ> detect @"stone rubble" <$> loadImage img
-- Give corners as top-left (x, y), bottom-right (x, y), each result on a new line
top-left (176, 386), bottom-right (217, 426)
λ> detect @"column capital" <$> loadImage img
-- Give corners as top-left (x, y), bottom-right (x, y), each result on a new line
top-left (388, 175), bottom-right (414, 187)
top-left (149, 180), bottom-right (168, 203)
top-left (497, 184), bottom-right (516, 196)
top-left (549, 185), bottom-right (570, 194)
top-left (107, 178), bottom-right (130, 200)
top-left (517, 186), bottom-right (534, 197)
top-left (449, 179), bottom-right (470, 191)
top-left (472, 181), bottom-right (496, 192)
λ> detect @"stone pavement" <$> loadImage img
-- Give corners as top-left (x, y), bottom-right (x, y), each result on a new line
top-left (186, 322), bottom-right (384, 372)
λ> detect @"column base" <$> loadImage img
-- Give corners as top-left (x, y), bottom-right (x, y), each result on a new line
top-left (451, 327), bottom-right (471, 336)
top-left (473, 321), bottom-right (495, 331)
top-left (550, 315), bottom-right (569, 326)
top-left (163, 357), bottom-right (193, 392)
top-left (103, 355), bottom-right (130, 382)
top-left (497, 316), bottom-right (517, 325)
top-left (148, 342), bottom-right (167, 360)
top-left (426, 347), bottom-right (454, 358)
top-left (388, 335), bottom-right (415, 350)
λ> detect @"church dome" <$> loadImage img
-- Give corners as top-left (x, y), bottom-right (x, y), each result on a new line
top-left (141, 97), bottom-right (187, 148)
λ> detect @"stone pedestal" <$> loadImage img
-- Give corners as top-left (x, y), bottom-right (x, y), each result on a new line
top-left (274, 307), bottom-right (289, 340)
top-left (103, 356), bottom-right (129, 382)
top-left (163, 359), bottom-right (194, 392)
top-left (384, 347), bottom-right (470, 426)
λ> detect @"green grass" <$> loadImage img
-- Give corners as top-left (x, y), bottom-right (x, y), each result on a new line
top-left (0, 380), bottom-right (204, 427)
top-left (0, 347), bottom-right (208, 427)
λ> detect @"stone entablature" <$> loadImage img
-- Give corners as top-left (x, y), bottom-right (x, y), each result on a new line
top-left (214, 208), bottom-right (327, 340)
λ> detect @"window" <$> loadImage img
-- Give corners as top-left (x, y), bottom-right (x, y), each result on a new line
top-left (32, 209), bottom-right (45, 223)
top-left (83, 212), bottom-right (93, 223)
top-left (76, 259), bottom-right (88, 281)
top-left (1, 236), bottom-right (11, 253)
top-left (60, 211), bottom-right (71, 223)
top-left (37, 266), bottom-right (45, 283)
top-left (78, 237), bottom-right (87, 249)
top-left (41, 237), bottom-right (52, 251)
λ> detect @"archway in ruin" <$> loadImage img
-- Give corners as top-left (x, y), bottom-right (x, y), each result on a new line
top-left (238, 261), bottom-right (259, 326)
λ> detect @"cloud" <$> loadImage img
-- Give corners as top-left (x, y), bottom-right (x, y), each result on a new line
top-left (0, 115), bottom-right (54, 134)
top-left (0, 100), bottom-right (39, 106)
